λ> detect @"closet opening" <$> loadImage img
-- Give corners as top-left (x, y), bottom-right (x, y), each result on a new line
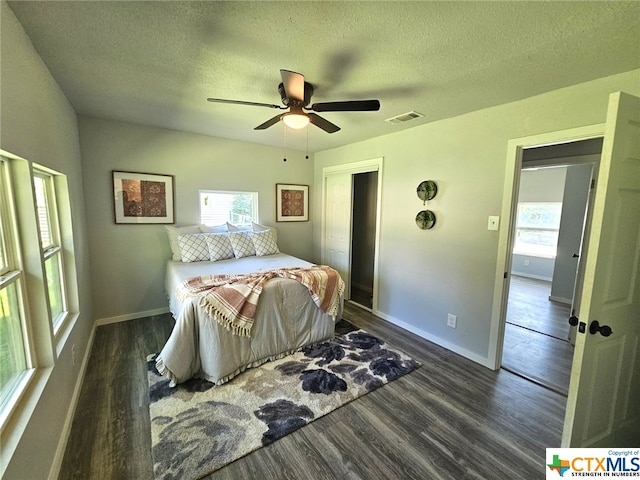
top-left (350, 171), bottom-right (378, 309)
top-left (322, 157), bottom-right (383, 314)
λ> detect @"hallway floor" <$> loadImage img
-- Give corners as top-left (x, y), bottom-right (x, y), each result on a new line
top-left (502, 276), bottom-right (574, 396)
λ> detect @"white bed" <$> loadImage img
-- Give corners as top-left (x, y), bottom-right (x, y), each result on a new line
top-left (157, 253), bottom-right (343, 386)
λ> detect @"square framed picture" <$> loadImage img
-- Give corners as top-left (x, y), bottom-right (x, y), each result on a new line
top-left (112, 171), bottom-right (175, 224)
top-left (276, 184), bottom-right (309, 222)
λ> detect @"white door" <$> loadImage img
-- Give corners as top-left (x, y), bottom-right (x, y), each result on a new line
top-left (562, 92), bottom-right (640, 447)
top-left (323, 173), bottom-right (353, 296)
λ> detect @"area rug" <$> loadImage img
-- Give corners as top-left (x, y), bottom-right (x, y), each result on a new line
top-left (147, 320), bottom-right (419, 480)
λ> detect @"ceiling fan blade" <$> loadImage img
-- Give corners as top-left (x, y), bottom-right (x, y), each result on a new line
top-left (308, 113), bottom-right (340, 134)
top-left (310, 99), bottom-right (380, 112)
top-left (207, 98), bottom-right (284, 109)
top-left (280, 69), bottom-right (305, 102)
top-left (254, 114), bottom-right (282, 130)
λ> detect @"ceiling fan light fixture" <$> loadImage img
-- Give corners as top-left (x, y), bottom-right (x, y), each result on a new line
top-left (282, 112), bottom-right (310, 129)
top-left (208, 69), bottom-right (378, 134)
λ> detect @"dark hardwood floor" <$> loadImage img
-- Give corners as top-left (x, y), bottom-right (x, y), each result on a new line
top-left (502, 276), bottom-right (574, 396)
top-left (506, 276), bottom-right (571, 340)
top-left (350, 284), bottom-right (373, 309)
top-left (59, 302), bottom-right (565, 480)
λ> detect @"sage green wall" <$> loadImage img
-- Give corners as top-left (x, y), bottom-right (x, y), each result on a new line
top-left (312, 69), bottom-right (640, 365)
top-left (1, 2), bottom-right (93, 478)
top-left (78, 117), bottom-right (314, 321)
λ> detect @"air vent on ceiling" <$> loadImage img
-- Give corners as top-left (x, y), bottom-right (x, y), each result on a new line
top-left (385, 111), bottom-right (424, 124)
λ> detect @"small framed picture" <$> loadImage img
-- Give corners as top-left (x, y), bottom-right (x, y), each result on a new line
top-left (276, 184), bottom-right (309, 222)
top-left (112, 171), bottom-right (175, 224)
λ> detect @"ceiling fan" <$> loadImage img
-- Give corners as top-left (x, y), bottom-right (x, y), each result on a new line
top-left (207, 69), bottom-right (380, 134)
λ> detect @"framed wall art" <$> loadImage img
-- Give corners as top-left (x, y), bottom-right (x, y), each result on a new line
top-left (112, 170), bottom-right (175, 224)
top-left (276, 183), bottom-right (309, 222)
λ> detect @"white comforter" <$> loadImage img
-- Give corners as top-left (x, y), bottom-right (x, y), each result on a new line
top-left (157, 253), bottom-right (342, 386)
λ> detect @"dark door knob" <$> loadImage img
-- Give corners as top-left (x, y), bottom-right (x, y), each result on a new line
top-left (589, 320), bottom-right (613, 337)
top-left (572, 253), bottom-right (580, 258)
top-left (568, 315), bottom-right (579, 326)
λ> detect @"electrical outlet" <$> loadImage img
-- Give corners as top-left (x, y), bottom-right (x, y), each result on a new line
top-left (447, 314), bottom-right (457, 328)
top-left (71, 344), bottom-right (76, 366)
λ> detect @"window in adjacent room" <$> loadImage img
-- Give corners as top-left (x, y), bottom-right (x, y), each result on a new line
top-left (33, 170), bottom-right (68, 330)
top-left (199, 190), bottom-right (258, 226)
top-left (0, 158), bottom-right (32, 424)
top-left (513, 202), bottom-right (562, 258)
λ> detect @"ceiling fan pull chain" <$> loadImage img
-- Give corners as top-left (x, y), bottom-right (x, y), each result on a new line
top-left (283, 122), bottom-right (287, 162)
top-left (306, 128), bottom-right (309, 160)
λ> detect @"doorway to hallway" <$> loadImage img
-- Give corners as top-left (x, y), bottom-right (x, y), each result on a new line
top-left (500, 138), bottom-right (601, 396)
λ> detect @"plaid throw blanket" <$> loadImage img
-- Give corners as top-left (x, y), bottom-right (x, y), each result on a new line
top-left (177, 265), bottom-right (344, 337)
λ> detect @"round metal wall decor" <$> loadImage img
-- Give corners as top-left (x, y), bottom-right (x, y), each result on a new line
top-left (416, 210), bottom-right (436, 230)
top-left (417, 180), bottom-right (437, 204)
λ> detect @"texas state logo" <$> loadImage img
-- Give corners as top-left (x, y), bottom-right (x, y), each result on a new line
top-left (546, 449), bottom-right (640, 479)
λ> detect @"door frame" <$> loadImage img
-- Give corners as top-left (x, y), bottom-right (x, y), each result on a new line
top-left (488, 124), bottom-right (605, 370)
top-left (321, 157), bottom-right (383, 312)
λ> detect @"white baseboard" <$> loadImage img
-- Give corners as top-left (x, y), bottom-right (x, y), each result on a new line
top-left (549, 295), bottom-right (572, 305)
top-left (510, 272), bottom-right (553, 282)
top-left (48, 324), bottom-right (96, 480)
top-left (95, 307), bottom-right (170, 326)
top-left (372, 308), bottom-right (493, 369)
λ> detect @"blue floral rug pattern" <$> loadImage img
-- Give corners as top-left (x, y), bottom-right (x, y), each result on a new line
top-left (147, 324), bottom-right (419, 480)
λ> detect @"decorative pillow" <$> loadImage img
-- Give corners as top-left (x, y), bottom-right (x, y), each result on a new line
top-left (252, 222), bottom-right (278, 242)
top-left (166, 225), bottom-right (201, 261)
top-left (177, 233), bottom-right (210, 263)
top-left (252, 229), bottom-right (279, 256)
top-left (205, 234), bottom-right (235, 261)
top-left (199, 223), bottom-right (228, 234)
top-left (226, 222), bottom-right (252, 232)
top-left (228, 231), bottom-right (256, 258)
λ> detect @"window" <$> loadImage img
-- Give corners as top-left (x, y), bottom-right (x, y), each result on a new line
top-left (33, 171), bottom-right (68, 329)
top-left (0, 153), bottom-right (77, 434)
top-left (199, 190), bottom-right (258, 226)
top-left (513, 202), bottom-right (562, 258)
top-left (0, 159), bottom-right (31, 418)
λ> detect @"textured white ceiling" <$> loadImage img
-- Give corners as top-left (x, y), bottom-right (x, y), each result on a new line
top-left (7, 1), bottom-right (640, 152)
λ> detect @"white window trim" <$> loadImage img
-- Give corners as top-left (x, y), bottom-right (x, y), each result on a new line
top-left (0, 157), bottom-right (36, 434)
top-left (33, 168), bottom-right (69, 332)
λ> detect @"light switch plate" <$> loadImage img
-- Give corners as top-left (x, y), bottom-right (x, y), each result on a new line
top-left (488, 216), bottom-right (500, 231)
